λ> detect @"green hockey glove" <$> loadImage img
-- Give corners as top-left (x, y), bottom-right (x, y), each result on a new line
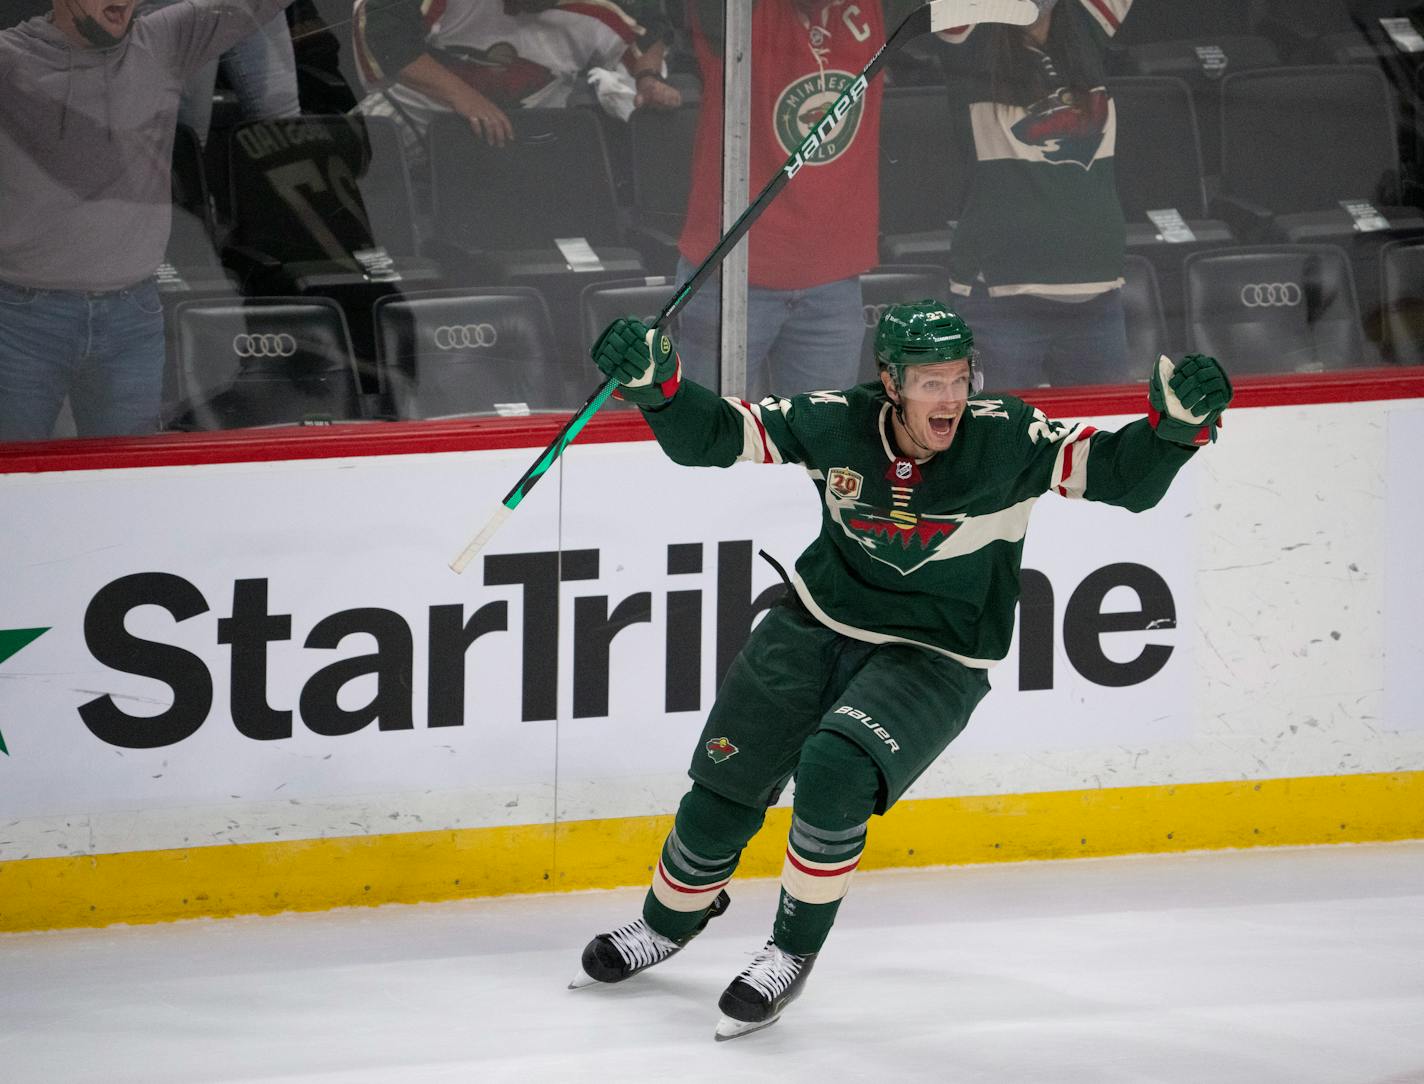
top-left (590, 316), bottom-right (682, 407)
top-left (1148, 353), bottom-right (1233, 446)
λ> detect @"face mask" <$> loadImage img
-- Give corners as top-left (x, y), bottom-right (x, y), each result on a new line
top-left (70, 0), bottom-right (132, 49)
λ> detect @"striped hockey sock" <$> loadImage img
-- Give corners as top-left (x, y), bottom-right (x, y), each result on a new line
top-left (772, 814), bottom-right (867, 956)
top-left (642, 825), bottom-right (740, 941)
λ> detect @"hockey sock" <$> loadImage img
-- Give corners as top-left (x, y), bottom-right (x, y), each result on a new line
top-left (773, 730), bottom-right (881, 956)
top-left (643, 783), bottom-right (766, 941)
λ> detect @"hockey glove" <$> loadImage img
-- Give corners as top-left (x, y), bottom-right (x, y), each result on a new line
top-left (1148, 353), bottom-right (1232, 446)
top-left (591, 317), bottom-right (682, 408)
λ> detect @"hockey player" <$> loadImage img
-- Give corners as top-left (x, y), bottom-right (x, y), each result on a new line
top-left (571, 301), bottom-right (1233, 1040)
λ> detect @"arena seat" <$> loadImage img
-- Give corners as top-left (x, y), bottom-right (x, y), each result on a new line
top-left (1109, 76), bottom-right (1234, 354)
top-left (167, 297), bottom-right (364, 430)
top-left (224, 114), bottom-right (443, 371)
top-left (579, 277), bottom-right (676, 350)
top-left (1119, 254), bottom-right (1168, 382)
top-left (374, 287), bottom-right (573, 419)
top-left (428, 108), bottom-right (648, 356)
top-left (1183, 244), bottom-right (1370, 374)
top-left (163, 124), bottom-right (242, 415)
top-left (1108, 0), bottom-right (1256, 48)
top-left (1115, 36), bottom-right (1280, 174)
top-left (626, 105), bottom-right (700, 276)
top-left (878, 86), bottom-right (961, 268)
top-left (1215, 65), bottom-right (1424, 327)
top-left (1380, 236), bottom-right (1424, 365)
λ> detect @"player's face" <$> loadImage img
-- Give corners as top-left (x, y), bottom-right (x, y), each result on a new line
top-left (882, 360), bottom-right (972, 455)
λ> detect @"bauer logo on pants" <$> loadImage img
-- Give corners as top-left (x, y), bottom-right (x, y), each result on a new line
top-left (705, 737), bottom-right (739, 763)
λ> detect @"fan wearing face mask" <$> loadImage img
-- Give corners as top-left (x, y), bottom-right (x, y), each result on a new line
top-left (0, 0), bottom-right (296, 441)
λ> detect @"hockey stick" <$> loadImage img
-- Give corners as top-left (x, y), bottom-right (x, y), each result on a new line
top-left (449, 0), bottom-right (1039, 573)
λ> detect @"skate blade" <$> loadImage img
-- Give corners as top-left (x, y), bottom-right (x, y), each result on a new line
top-left (568, 969), bottom-right (602, 990)
top-left (714, 1013), bottom-right (781, 1042)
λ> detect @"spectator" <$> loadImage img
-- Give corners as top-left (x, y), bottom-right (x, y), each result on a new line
top-left (351, 0), bottom-right (680, 158)
top-left (674, 0), bottom-right (918, 400)
top-left (0, 0), bottom-right (296, 441)
top-left (141, 0), bottom-right (301, 145)
top-left (936, 0), bottom-right (1133, 389)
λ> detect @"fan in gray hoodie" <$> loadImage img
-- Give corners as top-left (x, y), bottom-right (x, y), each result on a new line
top-left (0, 0), bottom-right (294, 440)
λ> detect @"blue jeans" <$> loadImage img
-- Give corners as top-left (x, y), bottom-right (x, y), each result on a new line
top-left (952, 289), bottom-right (1129, 390)
top-left (0, 278), bottom-right (165, 441)
top-left (674, 259), bottom-right (865, 400)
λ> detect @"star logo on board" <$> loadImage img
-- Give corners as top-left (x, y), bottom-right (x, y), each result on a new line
top-left (0, 627), bottom-right (49, 756)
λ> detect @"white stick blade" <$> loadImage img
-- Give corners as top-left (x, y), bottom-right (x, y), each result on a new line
top-left (928, 0), bottom-right (1040, 31)
top-left (449, 504), bottom-right (513, 575)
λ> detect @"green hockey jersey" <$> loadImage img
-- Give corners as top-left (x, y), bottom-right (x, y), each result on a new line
top-left (644, 379), bottom-right (1195, 668)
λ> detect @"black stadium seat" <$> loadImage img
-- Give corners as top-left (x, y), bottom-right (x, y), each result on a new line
top-left (878, 87), bottom-right (961, 268)
top-left (428, 108), bottom-right (648, 353)
top-left (1214, 65), bottom-right (1424, 327)
top-left (163, 124), bottom-right (241, 415)
top-left (1109, 0), bottom-right (1255, 48)
top-left (224, 114), bottom-right (443, 368)
top-left (374, 287), bottom-right (573, 418)
top-left (167, 298), bottom-right (364, 430)
top-left (1183, 244), bottom-right (1370, 374)
top-left (1380, 237), bottom-right (1424, 365)
top-left (1218, 65), bottom-right (1416, 226)
top-left (1119, 254), bottom-right (1168, 381)
top-left (579, 277), bottom-right (676, 347)
top-left (627, 106), bottom-right (700, 276)
top-left (1115, 36), bottom-right (1280, 175)
top-left (1108, 76), bottom-right (1234, 352)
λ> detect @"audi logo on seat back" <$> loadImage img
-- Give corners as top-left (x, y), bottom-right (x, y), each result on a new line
top-left (233, 333), bottom-right (298, 357)
top-left (432, 323), bottom-right (498, 350)
top-left (1239, 282), bottom-right (1303, 308)
top-left (863, 303), bottom-right (888, 328)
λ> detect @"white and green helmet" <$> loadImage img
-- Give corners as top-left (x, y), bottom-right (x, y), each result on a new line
top-left (873, 300), bottom-right (979, 392)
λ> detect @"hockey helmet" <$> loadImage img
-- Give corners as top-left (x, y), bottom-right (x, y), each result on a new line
top-left (874, 300), bottom-right (980, 396)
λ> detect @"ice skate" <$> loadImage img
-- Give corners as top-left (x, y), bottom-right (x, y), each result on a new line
top-left (569, 889), bottom-right (730, 989)
top-left (713, 939), bottom-right (818, 1041)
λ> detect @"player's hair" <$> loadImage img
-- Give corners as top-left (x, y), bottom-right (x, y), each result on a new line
top-left (984, 1), bottom-right (1104, 109)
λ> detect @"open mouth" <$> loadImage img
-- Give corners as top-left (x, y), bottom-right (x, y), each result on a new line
top-left (927, 412), bottom-right (958, 439)
top-left (102, 3), bottom-right (130, 27)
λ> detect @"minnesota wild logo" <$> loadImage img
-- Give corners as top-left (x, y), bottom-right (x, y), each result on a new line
top-left (826, 491), bottom-right (967, 576)
top-left (774, 70), bottom-right (865, 166)
top-left (705, 736), bottom-right (739, 764)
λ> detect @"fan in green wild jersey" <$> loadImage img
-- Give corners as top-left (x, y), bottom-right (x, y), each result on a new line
top-left (572, 300), bottom-right (1232, 1041)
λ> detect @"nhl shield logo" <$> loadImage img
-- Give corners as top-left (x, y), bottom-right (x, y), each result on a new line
top-left (828, 467), bottom-right (863, 500)
top-left (705, 737), bottom-right (739, 763)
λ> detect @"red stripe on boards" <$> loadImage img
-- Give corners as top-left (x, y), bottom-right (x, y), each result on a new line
top-left (785, 848), bottom-right (862, 879)
top-left (6, 369), bottom-right (1420, 476)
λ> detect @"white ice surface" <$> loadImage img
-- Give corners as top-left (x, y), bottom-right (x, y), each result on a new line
top-left (3, 842), bottom-right (1423, 1083)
